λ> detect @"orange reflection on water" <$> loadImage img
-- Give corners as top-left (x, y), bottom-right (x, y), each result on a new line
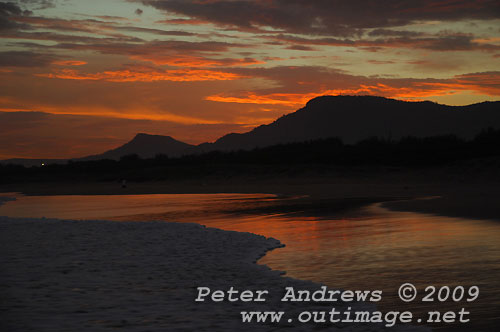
top-left (1, 193), bottom-right (499, 330)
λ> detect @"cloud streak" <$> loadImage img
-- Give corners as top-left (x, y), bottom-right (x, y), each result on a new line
top-left (206, 67), bottom-right (500, 106)
top-left (0, 0), bottom-right (498, 159)
top-left (37, 67), bottom-right (244, 82)
top-left (142, 0), bottom-right (500, 36)
top-left (0, 50), bottom-right (56, 67)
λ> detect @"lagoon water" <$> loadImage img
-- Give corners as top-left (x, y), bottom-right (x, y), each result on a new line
top-left (1, 192), bottom-right (499, 331)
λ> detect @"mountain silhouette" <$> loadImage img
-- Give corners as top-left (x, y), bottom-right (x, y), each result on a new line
top-left (101, 96), bottom-right (500, 157)
top-left (81, 133), bottom-right (194, 160)
top-left (198, 95), bottom-right (500, 152)
top-left (2, 95), bottom-right (500, 165)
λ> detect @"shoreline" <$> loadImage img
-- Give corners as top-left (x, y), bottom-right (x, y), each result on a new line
top-left (1, 178), bottom-right (499, 331)
top-left (383, 195), bottom-right (500, 222)
top-left (0, 216), bottom-right (428, 331)
top-left (2, 175), bottom-right (500, 222)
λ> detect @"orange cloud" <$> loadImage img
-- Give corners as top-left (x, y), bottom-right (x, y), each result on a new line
top-left (206, 88), bottom-right (376, 106)
top-left (130, 54), bottom-right (264, 67)
top-left (52, 60), bottom-right (87, 66)
top-left (0, 105), bottom-right (222, 125)
top-left (0, 110), bottom-right (249, 159)
top-left (37, 68), bottom-right (243, 82)
top-left (206, 72), bottom-right (500, 106)
top-left (454, 72), bottom-right (500, 96)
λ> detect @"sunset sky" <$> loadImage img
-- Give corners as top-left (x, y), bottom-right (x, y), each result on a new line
top-left (1, 0), bottom-right (499, 159)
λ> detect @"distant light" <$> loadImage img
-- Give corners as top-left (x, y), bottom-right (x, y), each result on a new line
top-left (41, 163), bottom-right (45, 166)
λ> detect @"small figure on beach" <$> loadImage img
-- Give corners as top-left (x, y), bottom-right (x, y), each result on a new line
top-left (121, 179), bottom-right (127, 188)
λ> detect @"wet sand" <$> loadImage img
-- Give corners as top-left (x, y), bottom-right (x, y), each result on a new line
top-left (1, 171), bottom-right (498, 331)
top-left (384, 192), bottom-right (500, 222)
top-left (2, 170), bottom-right (499, 222)
top-left (0, 216), bottom-right (429, 331)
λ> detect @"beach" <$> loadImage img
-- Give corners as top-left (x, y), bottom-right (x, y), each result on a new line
top-left (0, 210), bottom-right (433, 331)
top-left (1, 169), bottom-right (499, 331)
top-left (3, 164), bottom-right (500, 222)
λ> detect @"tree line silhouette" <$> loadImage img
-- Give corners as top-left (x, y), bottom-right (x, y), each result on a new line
top-left (2, 128), bottom-right (500, 183)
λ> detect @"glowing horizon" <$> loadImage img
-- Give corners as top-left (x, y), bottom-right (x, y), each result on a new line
top-left (1, 0), bottom-right (499, 159)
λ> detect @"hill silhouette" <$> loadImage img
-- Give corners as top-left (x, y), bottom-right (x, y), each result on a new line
top-left (199, 95), bottom-right (500, 152)
top-left (81, 133), bottom-right (194, 160)
top-left (2, 95), bottom-right (500, 165)
top-left (3, 127), bottom-right (500, 184)
top-left (79, 95), bottom-right (500, 159)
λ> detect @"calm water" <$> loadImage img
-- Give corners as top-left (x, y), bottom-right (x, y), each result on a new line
top-left (1, 192), bottom-right (499, 331)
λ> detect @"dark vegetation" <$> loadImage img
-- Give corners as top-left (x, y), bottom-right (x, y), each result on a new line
top-left (1, 128), bottom-right (500, 184)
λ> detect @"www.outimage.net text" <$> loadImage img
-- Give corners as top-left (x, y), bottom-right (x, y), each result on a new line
top-left (195, 284), bottom-right (479, 327)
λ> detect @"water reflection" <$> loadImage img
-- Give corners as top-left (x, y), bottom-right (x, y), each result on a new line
top-left (1, 193), bottom-right (499, 331)
top-left (0, 193), bottom-right (277, 220)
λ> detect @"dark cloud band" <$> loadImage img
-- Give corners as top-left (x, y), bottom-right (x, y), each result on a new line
top-left (142, 0), bottom-right (500, 36)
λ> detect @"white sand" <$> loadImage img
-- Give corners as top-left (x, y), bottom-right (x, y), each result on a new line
top-left (0, 214), bottom-right (429, 331)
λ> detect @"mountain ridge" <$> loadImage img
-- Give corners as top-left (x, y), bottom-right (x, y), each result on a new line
top-left (2, 95), bottom-right (500, 166)
top-left (198, 95), bottom-right (500, 152)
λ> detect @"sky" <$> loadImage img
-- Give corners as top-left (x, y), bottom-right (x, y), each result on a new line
top-left (0, 0), bottom-right (499, 159)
